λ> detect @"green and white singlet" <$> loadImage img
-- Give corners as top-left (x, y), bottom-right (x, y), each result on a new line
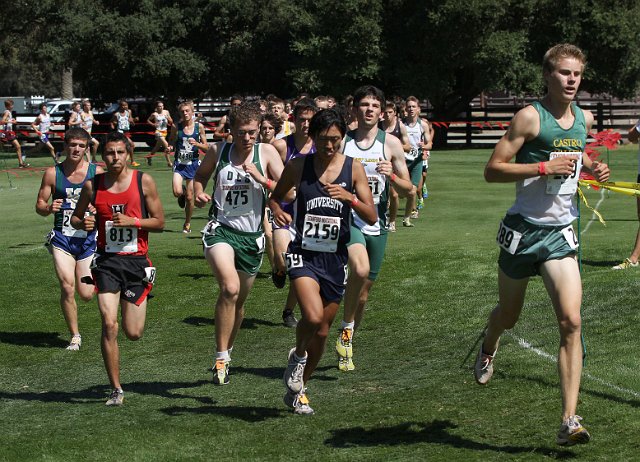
top-left (342, 129), bottom-right (389, 235)
top-left (209, 142), bottom-right (267, 233)
top-left (507, 101), bottom-right (587, 226)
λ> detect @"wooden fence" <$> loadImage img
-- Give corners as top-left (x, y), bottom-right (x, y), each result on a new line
top-left (427, 95), bottom-right (640, 148)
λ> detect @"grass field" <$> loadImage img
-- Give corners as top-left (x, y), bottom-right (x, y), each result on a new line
top-left (1, 145), bottom-right (639, 461)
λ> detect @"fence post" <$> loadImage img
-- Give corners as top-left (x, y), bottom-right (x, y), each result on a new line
top-left (466, 105), bottom-right (472, 148)
top-left (596, 103), bottom-right (604, 132)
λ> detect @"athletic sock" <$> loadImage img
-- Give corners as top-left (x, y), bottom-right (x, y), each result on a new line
top-left (293, 351), bottom-right (307, 363)
top-left (216, 350), bottom-right (231, 362)
top-left (341, 321), bottom-right (355, 331)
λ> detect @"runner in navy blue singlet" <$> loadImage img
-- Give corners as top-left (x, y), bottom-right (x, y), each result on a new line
top-left (269, 109), bottom-right (376, 415)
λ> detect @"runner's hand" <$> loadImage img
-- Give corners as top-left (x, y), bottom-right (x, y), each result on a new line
top-left (195, 192), bottom-right (211, 208)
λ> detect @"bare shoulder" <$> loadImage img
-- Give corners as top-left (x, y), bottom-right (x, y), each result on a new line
top-left (385, 132), bottom-right (404, 154)
top-left (508, 105), bottom-right (540, 140)
top-left (581, 108), bottom-right (594, 130)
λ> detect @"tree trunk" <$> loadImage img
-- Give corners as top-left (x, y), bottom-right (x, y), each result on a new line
top-left (61, 68), bottom-right (73, 100)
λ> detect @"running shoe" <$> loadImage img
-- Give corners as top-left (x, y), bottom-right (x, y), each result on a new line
top-left (282, 310), bottom-right (298, 328)
top-left (131, 161), bottom-right (140, 167)
top-left (272, 270), bottom-right (286, 289)
top-left (338, 357), bottom-right (355, 372)
top-left (557, 415), bottom-right (591, 446)
top-left (411, 210), bottom-right (419, 219)
top-left (422, 185), bottom-right (428, 199)
top-left (474, 346), bottom-right (496, 385)
top-left (612, 258), bottom-right (638, 270)
top-left (213, 359), bottom-right (230, 386)
top-left (417, 197), bottom-right (424, 210)
top-left (183, 223), bottom-right (191, 234)
top-left (178, 194), bottom-right (186, 209)
top-left (283, 348), bottom-right (305, 394)
top-left (387, 222), bottom-right (396, 232)
top-left (335, 328), bottom-right (354, 371)
top-left (105, 388), bottom-right (124, 406)
top-left (283, 389), bottom-right (314, 415)
top-left (66, 334), bottom-right (82, 351)
top-left (402, 218), bottom-right (414, 227)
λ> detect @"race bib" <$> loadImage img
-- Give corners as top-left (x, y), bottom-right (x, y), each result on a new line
top-left (367, 175), bottom-right (383, 205)
top-left (284, 252), bottom-right (303, 271)
top-left (301, 214), bottom-right (340, 253)
top-left (223, 184), bottom-right (253, 217)
top-left (143, 266), bottom-right (157, 284)
top-left (561, 224), bottom-right (579, 250)
top-left (546, 152), bottom-right (582, 195)
top-left (105, 221), bottom-right (138, 253)
top-left (256, 235), bottom-right (265, 253)
top-left (405, 147), bottom-right (420, 161)
top-left (62, 209), bottom-right (88, 238)
top-left (496, 220), bottom-right (522, 255)
top-left (177, 139), bottom-right (194, 165)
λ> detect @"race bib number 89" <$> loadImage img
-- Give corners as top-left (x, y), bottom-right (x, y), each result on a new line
top-left (496, 220), bottom-right (522, 255)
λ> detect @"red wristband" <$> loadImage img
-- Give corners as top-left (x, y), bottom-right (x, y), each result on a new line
top-left (351, 196), bottom-right (359, 207)
top-left (390, 173), bottom-right (397, 182)
top-left (538, 162), bottom-right (547, 176)
top-left (266, 179), bottom-right (272, 190)
top-left (134, 217), bottom-right (141, 229)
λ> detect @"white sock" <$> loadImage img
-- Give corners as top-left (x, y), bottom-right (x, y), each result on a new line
top-left (293, 351), bottom-right (307, 363)
top-left (341, 321), bottom-right (355, 331)
top-left (216, 350), bottom-right (231, 362)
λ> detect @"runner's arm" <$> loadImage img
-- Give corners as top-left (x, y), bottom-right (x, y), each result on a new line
top-left (581, 110), bottom-right (610, 182)
top-left (268, 157), bottom-right (302, 227)
top-left (386, 135), bottom-right (414, 197)
top-left (71, 180), bottom-right (95, 232)
top-left (35, 167), bottom-right (60, 216)
top-left (485, 106), bottom-right (577, 182)
top-left (350, 160), bottom-right (377, 225)
top-left (193, 143), bottom-right (221, 207)
top-left (629, 119), bottom-right (640, 144)
top-left (140, 173), bottom-right (165, 232)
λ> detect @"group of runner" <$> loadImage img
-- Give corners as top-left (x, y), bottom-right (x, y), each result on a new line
top-left (26, 43), bottom-right (620, 445)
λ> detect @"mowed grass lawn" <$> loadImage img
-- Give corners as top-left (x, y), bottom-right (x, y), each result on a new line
top-left (0, 145), bottom-right (639, 461)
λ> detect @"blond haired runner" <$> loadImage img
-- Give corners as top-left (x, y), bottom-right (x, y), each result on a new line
top-left (476, 44), bottom-right (610, 445)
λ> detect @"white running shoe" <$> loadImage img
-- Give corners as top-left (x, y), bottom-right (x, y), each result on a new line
top-left (284, 389), bottom-right (314, 415)
top-left (557, 415), bottom-right (590, 446)
top-left (283, 348), bottom-right (306, 394)
top-left (612, 258), bottom-right (638, 270)
top-left (66, 335), bottom-right (82, 351)
top-left (474, 346), bottom-right (496, 385)
top-left (105, 388), bottom-right (124, 406)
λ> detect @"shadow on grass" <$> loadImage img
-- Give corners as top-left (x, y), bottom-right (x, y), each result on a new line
top-left (7, 242), bottom-right (41, 249)
top-left (506, 372), bottom-right (640, 409)
top-left (161, 404), bottom-right (285, 422)
top-left (0, 379), bottom-right (214, 404)
top-left (230, 365), bottom-right (336, 383)
top-left (324, 420), bottom-right (576, 458)
top-left (581, 259), bottom-right (620, 268)
top-left (179, 273), bottom-right (210, 280)
top-left (167, 254), bottom-right (202, 260)
top-left (0, 331), bottom-right (68, 348)
top-left (182, 316), bottom-right (281, 329)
